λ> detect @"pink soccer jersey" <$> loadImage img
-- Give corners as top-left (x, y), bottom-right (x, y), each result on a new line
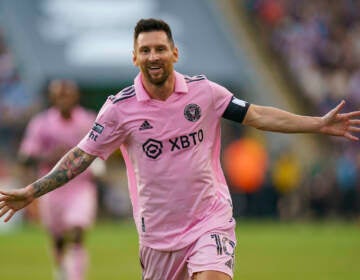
top-left (20, 106), bottom-right (97, 234)
top-left (78, 71), bottom-right (248, 250)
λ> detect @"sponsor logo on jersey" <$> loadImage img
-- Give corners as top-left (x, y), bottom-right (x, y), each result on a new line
top-left (142, 138), bottom-right (163, 159)
top-left (169, 129), bottom-right (203, 151)
top-left (88, 122), bottom-right (104, 142)
top-left (89, 131), bottom-right (98, 141)
top-left (142, 129), bottom-right (204, 159)
top-left (92, 122), bottom-right (104, 134)
top-left (184, 104), bottom-right (201, 122)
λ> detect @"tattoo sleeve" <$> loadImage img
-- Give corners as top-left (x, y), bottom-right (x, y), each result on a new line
top-left (32, 147), bottom-right (96, 197)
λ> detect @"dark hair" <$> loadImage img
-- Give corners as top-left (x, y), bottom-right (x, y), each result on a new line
top-left (134, 18), bottom-right (174, 45)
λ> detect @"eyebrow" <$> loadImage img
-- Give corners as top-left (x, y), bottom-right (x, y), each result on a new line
top-left (138, 43), bottom-right (168, 49)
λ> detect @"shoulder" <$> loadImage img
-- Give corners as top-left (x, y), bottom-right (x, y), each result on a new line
top-left (183, 74), bottom-right (221, 99)
top-left (24, 109), bottom-right (52, 132)
top-left (30, 108), bottom-right (52, 123)
top-left (96, 85), bottom-right (136, 120)
top-left (77, 106), bottom-right (97, 119)
top-left (183, 74), bottom-right (213, 93)
top-left (110, 85), bottom-right (136, 104)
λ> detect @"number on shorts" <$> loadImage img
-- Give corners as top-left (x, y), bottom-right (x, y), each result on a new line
top-left (211, 234), bottom-right (235, 256)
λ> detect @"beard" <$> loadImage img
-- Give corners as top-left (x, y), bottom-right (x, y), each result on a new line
top-left (142, 64), bottom-right (171, 86)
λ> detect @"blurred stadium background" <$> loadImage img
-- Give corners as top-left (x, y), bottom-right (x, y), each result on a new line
top-left (0, 0), bottom-right (359, 279)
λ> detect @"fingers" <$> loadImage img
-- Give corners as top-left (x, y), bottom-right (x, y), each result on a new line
top-left (0, 202), bottom-right (15, 222)
top-left (4, 209), bottom-right (15, 223)
top-left (0, 191), bottom-right (12, 202)
top-left (339, 111), bottom-right (360, 119)
top-left (349, 119), bottom-right (360, 125)
top-left (0, 205), bottom-right (9, 219)
top-left (349, 126), bottom-right (360, 133)
top-left (332, 100), bottom-right (346, 114)
top-left (325, 100), bottom-right (346, 121)
top-left (344, 132), bottom-right (359, 141)
top-left (0, 191), bottom-right (6, 200)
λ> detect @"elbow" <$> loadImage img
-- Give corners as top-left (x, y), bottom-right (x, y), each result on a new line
top-left (243, 115), bottom-right (268, 131)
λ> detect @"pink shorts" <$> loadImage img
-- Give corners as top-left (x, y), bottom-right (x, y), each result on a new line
top-left (39, 182), bottom-right (97, 236)
top-left (140, 228), bottom-right (236, 280)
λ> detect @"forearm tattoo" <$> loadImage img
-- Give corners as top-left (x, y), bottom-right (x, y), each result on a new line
top-left (32, 147), bottom-right (96, 197)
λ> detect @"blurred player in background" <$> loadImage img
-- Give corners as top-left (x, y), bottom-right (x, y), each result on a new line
top-left (1, 19), bottom-right (360, 280)
top-left (18, 79), bottom-right (99, 280)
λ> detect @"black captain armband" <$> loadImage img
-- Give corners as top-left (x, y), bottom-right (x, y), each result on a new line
top-left (222, 96), bottom-right (250, 123)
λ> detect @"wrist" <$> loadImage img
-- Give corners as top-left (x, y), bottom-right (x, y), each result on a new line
top-left (317, 116), bottom-right (327, 133)
top-left (24, 184), bottom-right (37, 198)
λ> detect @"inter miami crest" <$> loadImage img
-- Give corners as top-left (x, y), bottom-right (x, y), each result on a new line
top-left (184, 104), bottom-right (201, 122)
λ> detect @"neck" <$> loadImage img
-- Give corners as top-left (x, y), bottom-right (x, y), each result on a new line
top-left (59, 108), bottom-right (73, 120)
top-left (143, 72), bottom-right (175, 101)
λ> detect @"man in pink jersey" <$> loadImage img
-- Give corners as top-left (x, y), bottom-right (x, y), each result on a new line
top-left (18, 79), bottom-right (98, 280)
top-left (1, 19), bottom-right (360, 280)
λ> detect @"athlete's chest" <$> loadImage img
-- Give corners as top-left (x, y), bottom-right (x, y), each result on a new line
top-left (122, 93), bottom-right (214, 157)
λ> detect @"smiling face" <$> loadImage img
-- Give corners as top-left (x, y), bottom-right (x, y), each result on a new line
top-left (132, 30), bottom-right (178, 86)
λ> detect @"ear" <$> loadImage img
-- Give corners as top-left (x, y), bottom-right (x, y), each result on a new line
top-left (172, 46), bottom-right (179, 63)
top-left (132, 50), bottom-right (138, 66)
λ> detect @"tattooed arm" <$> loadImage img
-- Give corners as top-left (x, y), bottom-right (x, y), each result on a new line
top-left (32, 147), bottom-right (96, 197)
top-left (0, 147), bottom-right (96, 222)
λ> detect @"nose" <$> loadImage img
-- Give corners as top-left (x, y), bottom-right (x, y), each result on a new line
top-left (149, 49), bottom-right (159, 61)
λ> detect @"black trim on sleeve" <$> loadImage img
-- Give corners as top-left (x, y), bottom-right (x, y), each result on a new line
top-left (222, 96), bottom-right (250, 123)
top-left (112, 86), bottom-right (136, 103)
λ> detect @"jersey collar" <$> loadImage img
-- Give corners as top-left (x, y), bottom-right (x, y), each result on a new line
top-left (134, 71), bottom-right (188, 102)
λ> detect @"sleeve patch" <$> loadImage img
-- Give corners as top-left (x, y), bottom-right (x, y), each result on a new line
top-left (92, 123), bottom-right (104, 134)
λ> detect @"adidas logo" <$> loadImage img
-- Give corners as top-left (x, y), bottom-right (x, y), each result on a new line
top-left (139, 120), bottom-right (153, 131)
top-left (225, 259), bottom-right (233, 269)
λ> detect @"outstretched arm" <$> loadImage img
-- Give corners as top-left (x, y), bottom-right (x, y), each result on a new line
top-left (0, 147), bottom-right (96, 222)
top-left (243, 100), bottom-right (360, 141)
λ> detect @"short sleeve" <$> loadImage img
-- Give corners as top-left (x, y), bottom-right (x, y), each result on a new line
top-left (77, 99), bottom-right (126, 160)
top-left (209, 81), bottom-right (234, 117)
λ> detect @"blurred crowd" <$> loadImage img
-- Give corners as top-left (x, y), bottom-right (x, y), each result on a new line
top-left (243, 0), bottom-right (360, 113)
top-left (0, 29), bottom-right (39, 184)
top-left (237, 0), bottom-right (360, 220)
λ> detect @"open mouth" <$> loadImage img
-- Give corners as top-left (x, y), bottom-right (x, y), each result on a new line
top-left (149, 65), bottom-right (161, 69)
top-left (148, 66), bottom-right (162, 75)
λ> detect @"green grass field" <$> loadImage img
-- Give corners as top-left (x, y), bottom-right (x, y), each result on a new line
top-left (1, 220), bottom-right (359, 280)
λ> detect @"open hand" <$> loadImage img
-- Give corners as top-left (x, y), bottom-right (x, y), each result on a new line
top-left (320, 100), bottom-right (360, 141)
top-left (0, 187), bottom-right (34, 222)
